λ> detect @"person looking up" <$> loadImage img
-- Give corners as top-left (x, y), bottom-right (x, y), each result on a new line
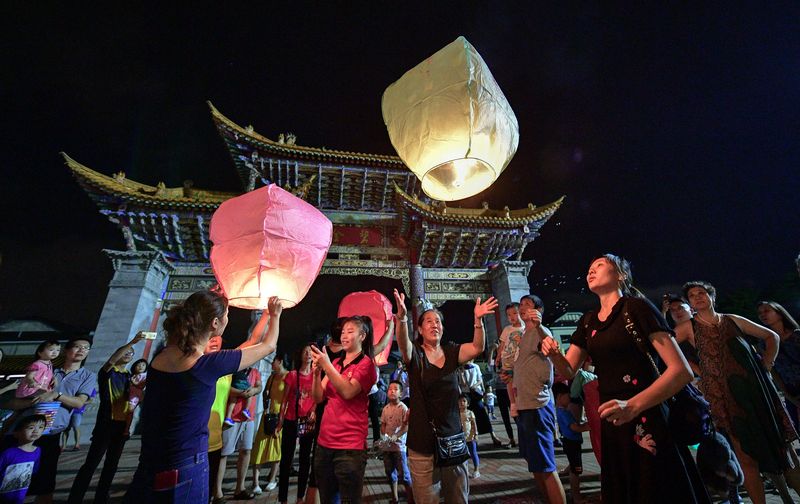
top-left (3, 337), bottom-right (95, 504)
top-left (494, 303), bottom-right (523, 447)
top-left (123, 291), bottom-right (283, 503)
top-left (394, 288), bottom-right (497, 504)
top-left (16, 341), bottom-right (60, 400)
top-left (380, 380), bottom-right (412, 504)
top-left (542, 254), bottom-right (710, 504)
top-left (514, 294), bottom-right (565, 504)
top-left (68, 333), bottom-right (144, 504)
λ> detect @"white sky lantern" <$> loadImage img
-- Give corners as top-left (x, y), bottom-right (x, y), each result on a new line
top-left (382, 36), bottom-right (519, 201)
top-left (210, 184), bottom-right (332, 310)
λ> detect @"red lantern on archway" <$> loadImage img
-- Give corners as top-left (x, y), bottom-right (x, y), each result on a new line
top-left (338, 290), bottom-right (394, 365)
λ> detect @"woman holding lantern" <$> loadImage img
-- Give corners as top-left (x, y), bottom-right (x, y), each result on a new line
top-left (394, 288), bottom-right (498, 504)
top-left (124, 291), bottom-right (283, 504)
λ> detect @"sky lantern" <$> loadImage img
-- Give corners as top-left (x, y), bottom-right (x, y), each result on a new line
top-left (382, 36), bottom-right (519, 202)
top-left (338, 290), bottom-right (394, 365)
top-left (210, 184), bottom-right (332, 309)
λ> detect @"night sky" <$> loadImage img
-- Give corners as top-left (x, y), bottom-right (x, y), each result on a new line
top-left (2, 4), bottom-right (799, 338)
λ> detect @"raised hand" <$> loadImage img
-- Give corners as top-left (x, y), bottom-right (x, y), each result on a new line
top-left (267, 296), bottom-right (283, 317)
top-left (393, 289), bottom-right (407, 319)
top-left (474, 296), bottom-right (499, 319)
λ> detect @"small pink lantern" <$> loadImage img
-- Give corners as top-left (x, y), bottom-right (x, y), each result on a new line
top-left (338, 291), bottom-right (394, 365)
top-left (210, 184), bottom-right (332, 309)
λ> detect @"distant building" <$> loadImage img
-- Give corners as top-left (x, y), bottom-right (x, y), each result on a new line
top-left (549, 311), bottom-right (582, 351)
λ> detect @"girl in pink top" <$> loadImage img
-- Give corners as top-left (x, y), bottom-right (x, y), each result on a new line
top-left (310, 315), bottom-right (377, 504)
top-left (16, 340), bottom-right (60, 398)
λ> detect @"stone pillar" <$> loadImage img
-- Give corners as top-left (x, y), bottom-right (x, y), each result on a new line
top-left (488, 260), bottom-right (533, 342)
top-left (81, 250), bottom-right (174, 442)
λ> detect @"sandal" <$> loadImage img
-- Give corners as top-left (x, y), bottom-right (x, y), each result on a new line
top-left (232, 490), bottom-right (255, 500)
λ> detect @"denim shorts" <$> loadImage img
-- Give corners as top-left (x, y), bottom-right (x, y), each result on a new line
top-left (382, 450), bottom-right (411, 485)
top-left (517, 403), bottom-right (557, 473)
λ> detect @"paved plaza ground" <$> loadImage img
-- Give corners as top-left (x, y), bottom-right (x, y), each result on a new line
top-left (45, 416), bottom-right (792, 503)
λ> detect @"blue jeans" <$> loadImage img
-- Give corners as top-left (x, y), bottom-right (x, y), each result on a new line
top-left (124, 452), bottom-right (209, 504)
top-left (467, 440), bottom-right (479, 471)
top-left (314, 445), bottom-right (367, 504)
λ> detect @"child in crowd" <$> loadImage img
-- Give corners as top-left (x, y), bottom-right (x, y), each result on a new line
top-left (0, 414), bottom-right (45, 503)
top-left (554, 383), bottom-right (590, 504)
top-left (125, 359), bottom-right (148, 436)
top-left (16, 341), bottom-right (60, 399)
top-left (484, 385), bottom-right (497, 419)
top-left (379, 381), bottom-right (413, 504)
top-left (496, 303), bottom-right (524, 418)
top-left (459, 394), bottom-right (480, 479)
top-left (225, 367), bottom-right (254, 426)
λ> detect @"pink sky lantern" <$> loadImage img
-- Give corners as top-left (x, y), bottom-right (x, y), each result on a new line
top-left (210, 184), bottom-right (332, 309)
top-left (338, 290), bottom-right (394, 365)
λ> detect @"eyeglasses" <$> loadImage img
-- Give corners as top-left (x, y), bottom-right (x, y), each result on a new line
top-left (71, 345), bottom-right (91, 351)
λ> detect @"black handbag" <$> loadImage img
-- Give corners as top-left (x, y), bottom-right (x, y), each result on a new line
top-left (623, 302), bottom-right (714, 445)
top-left (416, 346), bottom-right (469, 467)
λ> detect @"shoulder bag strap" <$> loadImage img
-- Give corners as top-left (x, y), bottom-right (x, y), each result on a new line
top-left (264, 374), bottom-right (275, 412)
top-left (415, 344), bottom-right (442, 435)
top-left (622, 299), bottom-right (661, 379)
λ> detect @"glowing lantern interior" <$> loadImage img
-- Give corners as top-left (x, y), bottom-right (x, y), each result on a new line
top-left (338, 290), bottom-right (394, 366)
top-left (210, 184), bottom-right (332, 309)
top-left (382, 36), bottom-right (519, 201)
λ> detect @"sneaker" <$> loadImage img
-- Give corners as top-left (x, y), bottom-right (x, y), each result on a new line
top-left (265, 480), bottom-right (278, 491)
top-left (242, 410), bottom-right (252, 420)
top-left (223, 418), bottom-right (235, 428)
top-left (471, 470), bottom-right (481, 479)
top-left (251, 485), bottom-right (262, 495)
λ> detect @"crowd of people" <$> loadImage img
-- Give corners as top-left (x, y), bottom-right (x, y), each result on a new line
top-left (0, 253), bottom-right (797, 503)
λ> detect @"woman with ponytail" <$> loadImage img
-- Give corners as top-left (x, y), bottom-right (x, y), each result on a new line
top-left (541, 254), bottom-right (710, 503)
top-left (309, 315), bottom-right (377, 504)
top-left (124, 291), bottom-right (283, 503)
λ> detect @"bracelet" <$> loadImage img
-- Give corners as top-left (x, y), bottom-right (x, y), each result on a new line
top-left (56, 393), bottom-right (62, 401)
top-left (396, 316), bottom-right (408, 322)
top-left (474, 323), bottom-right (483, 329)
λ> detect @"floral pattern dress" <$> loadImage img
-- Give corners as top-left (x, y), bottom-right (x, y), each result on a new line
top-left (570, 297), bottom-right (710, 504)
top-left (693, 316), bottom-right (797, 473)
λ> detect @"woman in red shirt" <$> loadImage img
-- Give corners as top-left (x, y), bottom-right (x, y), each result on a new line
top-left (310, 316), bottom-right (377, 504)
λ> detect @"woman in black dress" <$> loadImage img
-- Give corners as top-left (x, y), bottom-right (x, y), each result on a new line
top-left (542, 254), bottom-right (710, 504)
